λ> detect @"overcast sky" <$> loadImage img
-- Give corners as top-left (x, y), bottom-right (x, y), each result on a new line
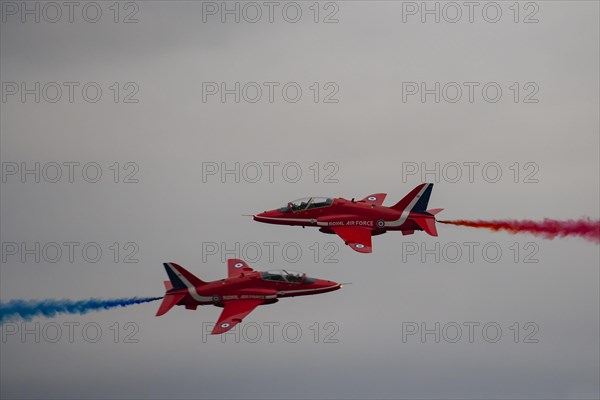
top-left (1, 1), bottom-right (599, 399)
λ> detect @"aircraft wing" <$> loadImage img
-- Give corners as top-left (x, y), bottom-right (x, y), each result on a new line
top-left (211, 299), bottom-right (264, 334)
top-left (331, 226), bottom-right (373, 254)
top-left (360, 193), bottom-right (387, 206)
top-left (227, 258), bottom-right (254, 278)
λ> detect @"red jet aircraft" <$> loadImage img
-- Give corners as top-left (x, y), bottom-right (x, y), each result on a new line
top-left (254, 183), bottom-right (442, 254)
top-left (156, 259), bottom-right (341, 334)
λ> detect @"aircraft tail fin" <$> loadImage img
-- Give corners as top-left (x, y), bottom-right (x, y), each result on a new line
top-left (163, 262), bottom-right (206, 290)
top-left (391, 183), bottom-right (434, 213)
top-left (157, 262), bottom-right (206, 317)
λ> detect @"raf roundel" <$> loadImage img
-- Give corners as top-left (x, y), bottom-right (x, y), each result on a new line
top-left (220, 322), bottom-right (230, 328)
top-left (367, 196), bottom-right (377, 201)
top-left (234, 263), bottom-right (244, 269)
top-left (376, 219), bottom-right (385, 228)
top-left (354, 243), bottom-right (365, 249)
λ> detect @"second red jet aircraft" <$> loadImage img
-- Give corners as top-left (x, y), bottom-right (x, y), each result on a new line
top-left (156, 259), bottom-right (341, 334)
top-left (254, 183), bottom-right (442, 254)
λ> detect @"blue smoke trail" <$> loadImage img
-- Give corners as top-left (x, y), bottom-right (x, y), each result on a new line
top-left (0, 297), bottom-right (162, 324)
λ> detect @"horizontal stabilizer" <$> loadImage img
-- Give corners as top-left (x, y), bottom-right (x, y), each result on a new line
top-left (413, 217), bottom-right (438, 237)
top-left (156, 293), bottom-right (186, 316)
top-left (427, 208), bottom-right (444, 216)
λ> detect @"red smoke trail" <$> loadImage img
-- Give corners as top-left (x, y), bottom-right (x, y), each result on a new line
top-left (438, 218), bottom-right (600, 244)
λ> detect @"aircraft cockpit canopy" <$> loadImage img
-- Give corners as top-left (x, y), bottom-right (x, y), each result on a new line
top-left (260, 269), bottom-right (306, 283)
top-left (278, 197), bottom-right (333, 213)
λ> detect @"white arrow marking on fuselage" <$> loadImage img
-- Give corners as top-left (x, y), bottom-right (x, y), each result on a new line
top-left (277, 285), bottom-right (340, 296)
top-left (385, 184), bottom-right (431, 227)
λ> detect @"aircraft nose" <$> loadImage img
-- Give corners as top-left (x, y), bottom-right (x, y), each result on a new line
top-left (253, 211), bottom-right (269, 221)
top-left (317, 279), bottom-right (342, 291)
top-left (254, 210), bottom-right (280, 222)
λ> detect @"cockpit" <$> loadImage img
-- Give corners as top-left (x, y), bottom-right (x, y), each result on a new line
top-left (260, 269), bottom-right (314, 284)
top-left (277, 197), bottom-right (333, 213)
